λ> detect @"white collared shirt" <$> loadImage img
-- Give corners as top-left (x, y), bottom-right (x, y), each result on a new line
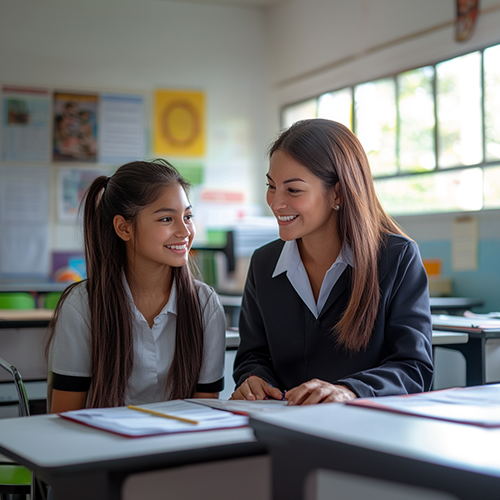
top-left (49, 278), bottom-right (226, 405)
top-left (272, 240), bottom-right (354, 319)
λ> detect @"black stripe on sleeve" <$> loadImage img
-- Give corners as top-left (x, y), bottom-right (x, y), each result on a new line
top-left (52, 373), bottom-right (92, 392)
top-left (196, 377), bottom-right (224, 393)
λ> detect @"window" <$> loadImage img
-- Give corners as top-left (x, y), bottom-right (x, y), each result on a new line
top-left (281, 43), bottom-right (500, 215)
top-left (317, 88), bottom-right (352, 130)
top-left (355, 78), bottom-right (397, 176)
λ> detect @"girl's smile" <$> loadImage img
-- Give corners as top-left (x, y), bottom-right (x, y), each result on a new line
top-left (115, 183), bottom-right (195, 271)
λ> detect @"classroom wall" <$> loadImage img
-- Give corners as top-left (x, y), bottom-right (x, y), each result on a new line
top-left (261, 0), bottom-right (500, 312)
top-left (0, 0), bottom-right (268, 255)
top-left (396, 212), bottom-right (500, 313)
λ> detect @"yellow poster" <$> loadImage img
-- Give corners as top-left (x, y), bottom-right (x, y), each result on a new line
top-left (154, 90), bottom-right (205, 157)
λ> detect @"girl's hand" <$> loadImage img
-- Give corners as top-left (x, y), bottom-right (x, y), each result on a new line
top-left (285, 379), bottom-right (357, 405)
top-left (230, 375), bottom-right (283, 401)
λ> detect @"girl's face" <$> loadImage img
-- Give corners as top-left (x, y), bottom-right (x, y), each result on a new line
top-left (125, 183), bottom-right (195, 270)
top-left (266, 150), bottom-right (340, 244)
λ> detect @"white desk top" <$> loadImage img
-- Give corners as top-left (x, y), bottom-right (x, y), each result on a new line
top-left (250, 403), bottom-right (500, 479)
top-left (432, 329), bottom-right (469, 345)
top-left (0, 413), bottom-right (257, 469)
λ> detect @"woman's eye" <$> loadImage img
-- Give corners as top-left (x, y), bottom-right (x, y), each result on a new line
top-left (288, 188), bottom-right (301, 194)
top-left (266, 183), bottom-right (276, 190)
top-left (185, 213), bottom-right (194, 221)
top-left (160, 217), bottom-right (172, 222)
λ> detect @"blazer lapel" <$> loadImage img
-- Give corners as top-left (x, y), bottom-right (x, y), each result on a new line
top-left (319, 266), bottom-right (352, 319)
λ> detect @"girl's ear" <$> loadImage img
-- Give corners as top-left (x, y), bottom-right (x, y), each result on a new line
top-left (113, 215), bottom-right (133, 242)
top-left (330, 183), bottom-right (342, 210)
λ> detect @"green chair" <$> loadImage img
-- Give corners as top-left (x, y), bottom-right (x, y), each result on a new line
top-left (0, 356), bottom-right (32, 499)
top-left (44, 292), bottom-right (62, 310)
top-left (0, 293), bottom-right (35, 310)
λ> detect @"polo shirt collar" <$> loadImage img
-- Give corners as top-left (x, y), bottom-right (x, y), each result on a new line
top-left (122, 274), bottom-right (177, 321)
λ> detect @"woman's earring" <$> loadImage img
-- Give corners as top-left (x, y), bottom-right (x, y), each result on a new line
top-left (334, 205), bottom-right (340, 211)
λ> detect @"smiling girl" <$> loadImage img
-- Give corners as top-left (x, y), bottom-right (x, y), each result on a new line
top-left (232, 119), bottom-right (433, 405)
top-left (46, 160), bottom-right (225, 412)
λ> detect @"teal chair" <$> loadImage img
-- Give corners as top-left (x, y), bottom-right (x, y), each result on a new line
top-left (0, 357), bottom-right (32, 499)
top-left (44, 292), bottom-right (62, 310)
top-left (0, 293), bottom-right (35, 310)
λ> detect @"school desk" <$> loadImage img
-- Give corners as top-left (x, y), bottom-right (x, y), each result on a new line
top-left (250, 402), bottom-right (500, 500)
top-left (0, 413), bottom-right (269, 500)
top-left (429, 297), bottom-right (483, 314)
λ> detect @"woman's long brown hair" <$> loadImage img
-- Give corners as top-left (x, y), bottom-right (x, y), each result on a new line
top-left (270, 119), bottom-right (406, 352)
top-left (46, 160), bottom-right (204, 407)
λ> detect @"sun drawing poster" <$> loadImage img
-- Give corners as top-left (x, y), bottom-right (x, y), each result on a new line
top-left (154, 90), bottom-right (205, 157)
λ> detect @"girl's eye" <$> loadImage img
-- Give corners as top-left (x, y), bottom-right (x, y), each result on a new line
top-left (160, 217), bottom-right (172, 222)
top-left (185, 213), bottom-right (194, 221)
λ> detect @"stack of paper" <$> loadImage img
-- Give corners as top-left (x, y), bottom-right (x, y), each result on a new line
top-left (431, 314), bottom-right (500, 333)
top-left (60, 400), bottom-right (248, 437)
top-left (348, 384), bottom-right (500, 427)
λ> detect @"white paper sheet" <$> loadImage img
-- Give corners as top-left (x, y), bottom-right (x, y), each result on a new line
top-left (60, 400), bottom-right (248, 437)
top-left (452, 217), bottom-right (478, 271)
top-left (0, 166), bottom-right (50, 279)
top-left (99, 93), bottom-right (146, 164)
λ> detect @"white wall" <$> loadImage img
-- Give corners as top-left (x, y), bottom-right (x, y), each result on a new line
top-left (0, 0), bottom-right (268, 252)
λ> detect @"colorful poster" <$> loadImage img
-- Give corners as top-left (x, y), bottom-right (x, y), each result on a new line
top-left (53, 92), bottom-right (98, 162)
top-left (1, 86), bottom-right (51, 162)
top-left (154, 90), bottom-right (205, 157)
top-left (99, 93), bottom-right (146, 165)
top-left (57, 168), bottom-right (108, 221)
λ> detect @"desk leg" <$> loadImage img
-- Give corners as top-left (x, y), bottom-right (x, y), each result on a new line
top-left (437, 337), bottom-right (486, 386)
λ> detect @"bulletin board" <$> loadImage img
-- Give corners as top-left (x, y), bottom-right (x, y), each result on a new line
top-left (0, 83), bottom-right (206, 281)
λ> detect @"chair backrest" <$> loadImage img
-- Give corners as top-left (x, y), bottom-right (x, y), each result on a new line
top-left (0, 357), bottom-right (34, 499)
top-left (0, 357), bottom-right (30, 417)
top-left (0, 293), bottom-right (36, 310)
top-left (44, 291), bottom-right (62, 310)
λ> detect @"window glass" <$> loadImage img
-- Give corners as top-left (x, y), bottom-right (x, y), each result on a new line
top-left (484, 165), bottom-right (500, 209)
top-left (398, 66), bottom-right (435, 172)
top-left (436, 52), bottom-right (482, 168)
top-left (318, 88), bottom-right (352, 130)
top-left (281, 99), bottom-right (317, 130)
top-left (375, 167), bottom-right (483, 215)
top-left (484, 44), bottom-right (500, 162)
top-left (355, 78), bottom-right (397, 176)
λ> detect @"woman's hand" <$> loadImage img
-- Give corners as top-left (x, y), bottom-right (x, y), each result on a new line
top-left (285, 379), bottom-right (357, 405)
top-left (230, 375), bottom-right (283, 401)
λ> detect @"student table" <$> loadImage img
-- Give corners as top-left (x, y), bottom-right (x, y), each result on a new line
top-left (0, 413), bottom-right (269, 500)
top-left (250, 403), bottom-right (500, 500)
top-left (429, 297), bottom-right (483, 314)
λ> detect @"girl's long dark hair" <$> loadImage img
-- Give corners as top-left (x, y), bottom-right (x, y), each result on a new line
top-left (46, 160), bottom-right (204, 407)
top-left (270, 119), bottom-right (407, 352)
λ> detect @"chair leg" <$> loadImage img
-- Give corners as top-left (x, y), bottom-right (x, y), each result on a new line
top-left (31, 476), bottom-right (48, 500)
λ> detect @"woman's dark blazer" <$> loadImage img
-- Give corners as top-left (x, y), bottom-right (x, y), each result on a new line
top-left (233, 234), bottom-right (433, 398)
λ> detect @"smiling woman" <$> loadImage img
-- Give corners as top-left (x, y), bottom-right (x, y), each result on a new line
top-left (45, 160), bottom-right (226, 412)
top-left (231, 119), bottom-right (433, 405)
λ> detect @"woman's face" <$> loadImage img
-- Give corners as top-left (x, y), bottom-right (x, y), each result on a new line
top-left (266, 150), bottom-right (340, 243)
